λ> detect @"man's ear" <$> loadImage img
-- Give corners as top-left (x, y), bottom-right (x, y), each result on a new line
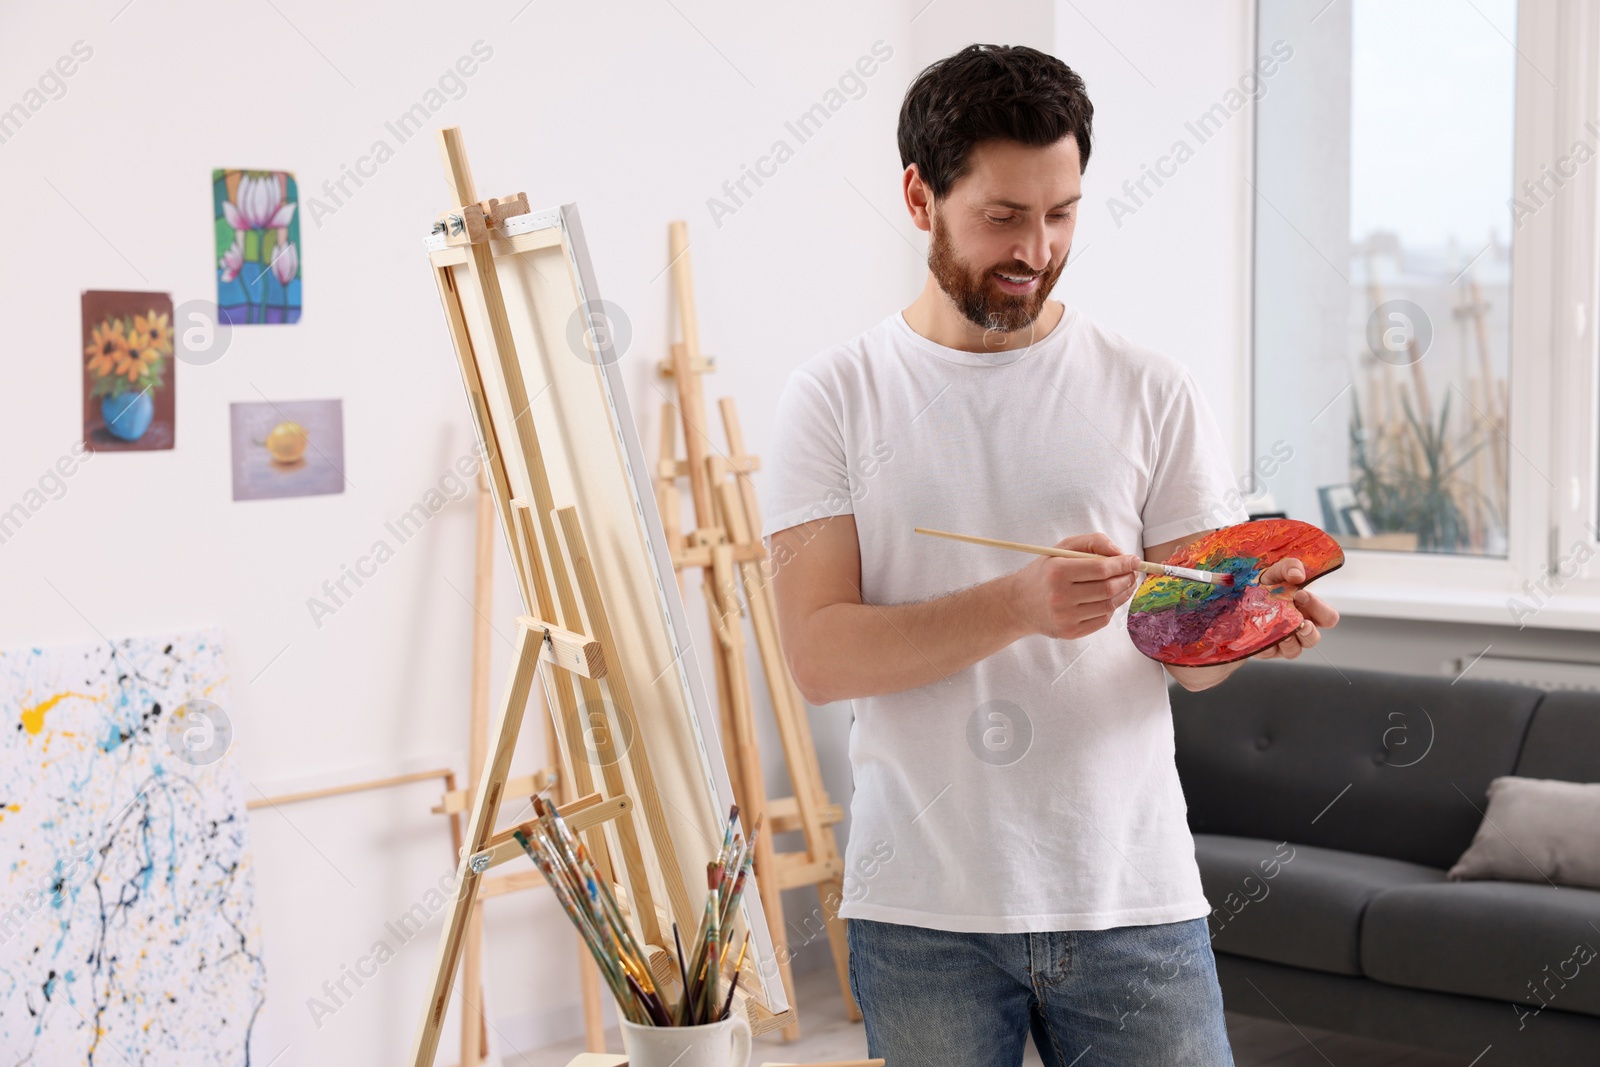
top-left (902, 164), bottom-right (935, 233)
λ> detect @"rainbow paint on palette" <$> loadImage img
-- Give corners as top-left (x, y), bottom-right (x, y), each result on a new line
top-left (1126, 518), bottom-right (1343, 667)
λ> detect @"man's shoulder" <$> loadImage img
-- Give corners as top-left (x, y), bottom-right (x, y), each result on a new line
top-left (1068, 305), bottom-right (1195, 394)
top-left (786, 313), bottom-right (900, 392)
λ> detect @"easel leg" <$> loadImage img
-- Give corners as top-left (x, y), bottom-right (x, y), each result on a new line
top-left (409, 621), bottom-right (545, 1067)
top-left (580, 946), bottom-right (605, 1051)
top-left (705, 578), bottom-right (744, 813)
top-left (460, 903), bottom-right (485, 1066)
top-left (711, 543), bottom-right (801, 1042)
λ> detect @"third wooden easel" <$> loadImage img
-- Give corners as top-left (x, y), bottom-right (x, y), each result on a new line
top-left (654, 219), bottom-right (860, 1038)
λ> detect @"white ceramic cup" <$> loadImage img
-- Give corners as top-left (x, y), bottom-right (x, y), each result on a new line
top-left (619, 1015), bottom-right (752, 1067)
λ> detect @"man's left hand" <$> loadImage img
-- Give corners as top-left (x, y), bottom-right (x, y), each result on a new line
top-left (1253, 556), bottom-right (1340, 661)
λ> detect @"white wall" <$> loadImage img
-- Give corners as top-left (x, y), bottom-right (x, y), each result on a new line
top-left (11, 2), bottom-right (1559, 1064)
top-left (0, 1), bottom-right (917, 1062)
top-left (1053, 1), bottom-right (1256, 461)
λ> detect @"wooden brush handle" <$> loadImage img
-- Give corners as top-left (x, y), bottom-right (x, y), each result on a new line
top-left (912, 527), bottom-right (1163, 576)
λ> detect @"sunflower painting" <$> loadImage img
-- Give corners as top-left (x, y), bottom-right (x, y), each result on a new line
top-left (214, 168), bottom-right (301, 324)
top-left (81, 291), bottom-right (175, 451)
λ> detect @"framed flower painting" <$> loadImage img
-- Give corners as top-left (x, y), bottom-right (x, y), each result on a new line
top-left (81, 290), bottom-right (175, 451)
top-left (213, 168), bottom-right (301, 324)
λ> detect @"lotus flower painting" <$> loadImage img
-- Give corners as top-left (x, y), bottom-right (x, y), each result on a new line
top-left (213, 169), bottom-right (301, 324)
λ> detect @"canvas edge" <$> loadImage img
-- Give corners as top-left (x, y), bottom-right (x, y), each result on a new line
top-left (555, 203), bottom-right (790, 1014)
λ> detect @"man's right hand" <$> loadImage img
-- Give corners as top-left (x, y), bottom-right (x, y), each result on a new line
top-left (772, 518), bottom-right (1140, 704)
top-left (1003, 532), bottom-right (1141, 640)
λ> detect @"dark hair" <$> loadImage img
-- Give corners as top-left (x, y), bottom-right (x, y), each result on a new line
top-left (897, 44), bottom-right (1094, 199)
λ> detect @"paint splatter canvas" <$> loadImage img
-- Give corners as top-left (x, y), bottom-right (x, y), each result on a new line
top-left (81, 290), bottom-right (176, 451)
top-left (0, 628), bottom-right (265, 1064)
top-left (1127, 518), bottom-right (1343, 666)
top-left (229, 398), bottom-right (345, 501)
top-left (214, 168), bottom-right (301, 324)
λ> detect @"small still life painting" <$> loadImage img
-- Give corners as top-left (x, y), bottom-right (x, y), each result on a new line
top-left (1127, 518), bottom-right (1343, 666)
top-left (214, 168), bottom-right (301, 324)
top-left (81, 289), bottom-right (175, 451)
top-left (229, 398), bottom-right (344, 501)
top-left (0, 627), bottom-right (266, 1064)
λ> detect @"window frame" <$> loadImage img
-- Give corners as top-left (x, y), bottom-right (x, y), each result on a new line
top-left (1247, 0), bottom-right (1600, 631)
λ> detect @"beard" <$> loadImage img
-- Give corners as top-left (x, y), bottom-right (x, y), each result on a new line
top-left (926, 210), bottom-right (1067, 335)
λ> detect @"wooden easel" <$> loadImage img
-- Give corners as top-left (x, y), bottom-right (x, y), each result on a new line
top-left (409, 131), bottom-right (793, 1066)
top-left (655, 220), bottom-right (859, 1037)
top-left (426, 468), bottom-right (606, 1065)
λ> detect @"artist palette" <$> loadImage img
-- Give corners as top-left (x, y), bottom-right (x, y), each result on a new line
top-left (1126, 518), bottom-right (1343, 667)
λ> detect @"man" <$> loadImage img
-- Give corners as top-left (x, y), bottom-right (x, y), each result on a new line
top-left (759, 44), bottom-right (1338, 1067)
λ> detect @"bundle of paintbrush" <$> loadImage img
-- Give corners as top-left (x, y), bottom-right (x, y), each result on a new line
top-left (514, 795), bottom-right (762, 1026)
top-left (673, 804), bottom-right (762, 1025)
top-left (513, 795), bottom-right (671, 1025)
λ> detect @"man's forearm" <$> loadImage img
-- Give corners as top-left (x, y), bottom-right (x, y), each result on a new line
top-left (791, 573), bottom-right (1030, 704)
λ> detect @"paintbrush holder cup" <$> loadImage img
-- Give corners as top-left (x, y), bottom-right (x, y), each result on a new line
top-left (620, 1014), bottom-right (751, 1067)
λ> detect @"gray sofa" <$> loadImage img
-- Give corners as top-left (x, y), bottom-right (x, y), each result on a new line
top-left (1171, 663), bottom-right (1600, 1065)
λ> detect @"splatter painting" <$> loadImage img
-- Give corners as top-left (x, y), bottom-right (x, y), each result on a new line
top-left (214, 168), bottom-right (301, 324)
top-left (1127, 518), bottom-right (1343, 666)
top-left (0, 628), bottom-right (265, 1064)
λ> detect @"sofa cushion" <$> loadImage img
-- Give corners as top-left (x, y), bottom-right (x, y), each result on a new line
top-left (1172, 663), bottom-right (1544, 868)
top-left (1361, 880), bottom-right (1600, 1019)
top-left (1194, 834), bottom-right (1446, 976)
top-left (1515, 689), bottom-right (1600, 783)
top-left (1447, 776), bottom-right (1600, 890)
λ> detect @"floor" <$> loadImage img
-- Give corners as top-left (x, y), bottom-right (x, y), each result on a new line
top-left (517, 964), bottom-right (1472, 1066)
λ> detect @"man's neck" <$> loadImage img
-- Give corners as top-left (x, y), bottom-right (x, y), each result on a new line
top-left (901, 273), bottom-right (1065, 354)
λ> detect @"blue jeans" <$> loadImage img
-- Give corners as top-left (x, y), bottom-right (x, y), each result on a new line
top-left (846, 916), bottom-right (1234, 1066)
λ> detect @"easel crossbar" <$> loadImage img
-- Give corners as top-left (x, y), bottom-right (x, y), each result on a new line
top-left (469, 793), bottom-right (632, 873)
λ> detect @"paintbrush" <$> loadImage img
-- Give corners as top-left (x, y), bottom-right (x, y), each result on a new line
top-left (717, 804), bottom-right (740, 866)
top-left (914, 526), bottom-right (1234, 586)
top-left (719, 931), bottom-right (751, 1021)
top-left (626, 970), bottom-right (671, 1026)
top-left (695, 863), bottom-right (722, 1024)
top-left (707, 873), bottom-right (722, 1021)
top-left (680, 867), bottom-right (720, 1024)
top-left (673, 921), bottom-right (692, 1007)
top-left (718, 837), bottom-right (756, 931)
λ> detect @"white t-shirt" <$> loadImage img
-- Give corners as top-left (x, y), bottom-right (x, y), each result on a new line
top-left (759, 305), bottom-right (1246, 934)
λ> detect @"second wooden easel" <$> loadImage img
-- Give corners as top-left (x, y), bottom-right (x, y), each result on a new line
top-left (654, 219), bottom-right (860, 1037)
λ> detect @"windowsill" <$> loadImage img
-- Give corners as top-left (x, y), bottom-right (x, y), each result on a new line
top-left (1314, 574), bottom-right (1600, 633)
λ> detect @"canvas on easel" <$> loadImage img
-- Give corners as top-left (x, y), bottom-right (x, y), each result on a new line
top-left (408, 128), bottom-right (792, 1066)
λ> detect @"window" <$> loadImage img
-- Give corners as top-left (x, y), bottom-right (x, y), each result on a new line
top-left (1251, 0), bottom-right (1600, 627)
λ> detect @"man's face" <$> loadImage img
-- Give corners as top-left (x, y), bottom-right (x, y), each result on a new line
top-left (924, 136), bottom-right (1081, 334)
